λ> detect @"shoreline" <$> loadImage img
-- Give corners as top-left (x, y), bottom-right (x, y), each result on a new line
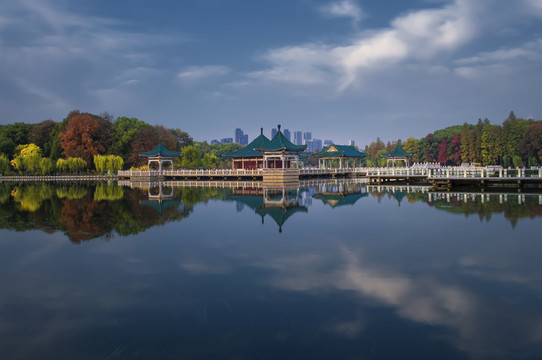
top-left (0, 175), bottom-right (118, 182)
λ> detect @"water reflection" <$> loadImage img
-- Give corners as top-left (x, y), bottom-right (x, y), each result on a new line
top-left (1, 180), bottom-right (542, 359)
top-left (313, 181), bottom-right (368, 208)
top-left (367, 184), bottom-right (542, 227)
top-left (1, 181), bottom-right (542, 241)
top-left (229, 186), bottom-right (308, 232)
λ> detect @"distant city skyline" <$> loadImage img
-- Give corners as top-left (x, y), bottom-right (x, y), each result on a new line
top-left (210, 126), bottom-right (336, 151)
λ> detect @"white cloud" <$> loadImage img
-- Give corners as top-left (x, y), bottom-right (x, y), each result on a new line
top-left (319, 0), bottom-right (364, 24)
top-left (177, 65), bottom-right (230, 83)
top-left (456, 39), bottom-right (542, 65)
top-left (251, 0), bottom-right (479, 90)
top-left (0, 0), bottom-right (187, 120)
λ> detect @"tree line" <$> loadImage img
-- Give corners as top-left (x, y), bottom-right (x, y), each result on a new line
top-left (1, 110), bottom-right (541, 175)
top-left (364, 112), bottom-right (542, 167)
top-left (0, 109), bottom-right (248, 175)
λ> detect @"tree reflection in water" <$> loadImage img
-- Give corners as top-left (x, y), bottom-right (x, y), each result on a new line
top-left (1, 181), bottom-right (542, 241)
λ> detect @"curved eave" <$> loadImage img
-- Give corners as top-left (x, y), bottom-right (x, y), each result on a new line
top-left (226, 153), bottom-right (263, 158)
top-left (140, 152), bottom-right (180, 157)
top-left (381, 153), bottom-right (413, 158)
top-left (254, 146), bottom-right (306, 152)
top-left (317, 152), bottom-right (366, 158)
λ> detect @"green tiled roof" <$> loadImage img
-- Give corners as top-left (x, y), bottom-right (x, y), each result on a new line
top-left (256, 206), bottom-right (308, 232)
top-left (316, 144), bottom-right (366, 158)
top-left (255, 125), bottom-right (306, 153)
top-left (227, 129), bottom-right (270, 158)
top-left (227, 196), bottom-right (264, 210)
top-left (313, 193), bottom-right (368, 208)
top-left (381, 144), bottom-right (413, 158)
top-left (140, 140), bottom-right (181, 157)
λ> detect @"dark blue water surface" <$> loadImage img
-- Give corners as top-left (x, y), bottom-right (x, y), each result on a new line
top-left (1, 180), bottom-right (542, 359)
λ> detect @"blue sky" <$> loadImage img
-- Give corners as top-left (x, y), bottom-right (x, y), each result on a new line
top-left (1, 0), bottom-right (542, 146)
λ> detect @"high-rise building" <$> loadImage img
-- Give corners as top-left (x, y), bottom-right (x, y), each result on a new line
top-left (235, 128), bottom-right (249, 145)
top-left (324, 139), bottom-right (333, 147)
top-left (283, 129), bottom-right (291, 142)
top-left (303, 132), bottom-right (312, 144)
top-left (211, 139), bottom-right (219, 145)
top-left (314, 139), bottom-right (322, 153)
top-left (235, 128), bottom-right (243, 144)
top-left (349, 140), bottom-right (355, 146)
top-left (294, 131), bottom-right (303, 145)
top-left (306, 138), bottom-right (322, 153)
top-left (221, 138), bottom-right (233, 144)
top-left (271, 128), bottom-right (278, 139)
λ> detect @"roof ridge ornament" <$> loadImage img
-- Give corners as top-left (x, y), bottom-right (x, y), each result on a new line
top-left (277, 124), bottom-right (281, 132)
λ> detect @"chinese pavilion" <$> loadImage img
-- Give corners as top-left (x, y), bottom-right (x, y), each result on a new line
top-left (381, 144), bottom-right (414, 167)
top-left (227, 128), bottom-right (270, 170)
top-left (139, 139), bottom-right (181, 172)
top-left (316, 144), bottom-right (366, 168)
top-left (255, 125), bottom-right (306, 169)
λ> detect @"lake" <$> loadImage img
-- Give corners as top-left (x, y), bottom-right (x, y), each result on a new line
top-left (1, 180), bottom-right (542, 359)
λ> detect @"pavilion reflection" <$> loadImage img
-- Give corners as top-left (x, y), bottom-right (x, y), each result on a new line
top-left (229, 185), bottom-right (308, 233)
top-left (313, 181), bottom-right (368, 208)
top-left (139, 183), bottom-right (191, 218)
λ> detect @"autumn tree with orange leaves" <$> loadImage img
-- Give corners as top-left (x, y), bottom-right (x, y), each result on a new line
top-left (58, 111), bottom-right (113, 164)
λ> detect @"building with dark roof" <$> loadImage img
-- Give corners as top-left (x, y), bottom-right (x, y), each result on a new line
top-left (316, 144), bottom-right (366, 168)
top-left (227, 128), bottom-right (270, 170)
top-left (139, 139), bottom-right (181, 171)
top-left (255, 125), bottom-right (307, 169)
top-left (381, 144), bottom-right (414, 167)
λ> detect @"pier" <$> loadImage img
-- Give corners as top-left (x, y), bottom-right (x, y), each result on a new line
top-left (117, 167), bottom-right (367, 182)
top-left (365, 167), bottom-right (542, 190)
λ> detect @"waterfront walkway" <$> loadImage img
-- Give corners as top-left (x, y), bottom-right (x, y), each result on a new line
top-left (3, 166), bottom-right (542, 190)
top-left (365, 166), bottom-right (542, 189)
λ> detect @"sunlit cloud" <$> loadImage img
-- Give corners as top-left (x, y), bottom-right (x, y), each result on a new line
top-left (319, 0), bottom-right (364, 24)
top-left (250, 0), bottom-right (478, 90)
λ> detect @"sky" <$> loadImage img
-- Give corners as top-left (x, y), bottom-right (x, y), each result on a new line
top-left (1, 0), bottom-right (542, 146)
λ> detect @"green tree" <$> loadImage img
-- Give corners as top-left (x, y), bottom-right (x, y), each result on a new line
top-left (171, 128), bottom-right (194, 149)
top-left (56, 158), bottom-right (69, 173)
top-left (10, 144), bottom-right (43, 174)
top-left (39, 157), bottom-right (53, 175)
top-left (56, 157), bottom-right (86, 173)
top-left (460, 123), bottom-right (471, 163)
top-left (94, 154), bottom-right (124, 173)
top-left (502, 111), bottom-right (529, 161)
top-left (403, 138), bottom-right (420, 163)
top-left (181, 146), bottom-right (203, 169)
top-left (0, 123), bottom-right (33, 157)
top-left (202, 153), bottom-right (220, 169)
top-left (0, 154), bottom-right (11, 175)
top-left (68, 157), bottom-right (87, 173)
top-left (28, 120), bottom-right (58, 158)
top-left (519, 123), bottom-right (542, 164)
top-left (111, 117), bottom-right (151, 162)
top-left (480, 119), bottom-right (491, 165)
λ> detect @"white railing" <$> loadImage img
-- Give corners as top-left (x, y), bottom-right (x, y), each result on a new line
top-left (118, 166), bottom-right (542, 180)
top-left (363, 166), bottom-right (542, 179)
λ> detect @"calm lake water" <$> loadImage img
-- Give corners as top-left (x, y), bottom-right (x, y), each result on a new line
top-left (1, 180), bottom-right (542, 359)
